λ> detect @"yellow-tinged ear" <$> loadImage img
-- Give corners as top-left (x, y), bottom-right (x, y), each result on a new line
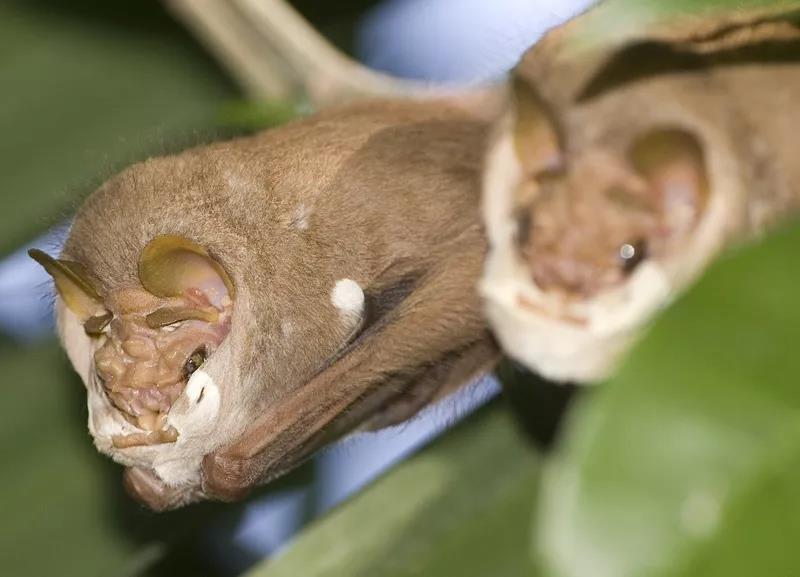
top-left (512, 77), bottom-right (563, 176)
top-left (630, 128), bottom-right (709, 238)
top-left (28, 249), bottom-right (106, 322)
top-left (138, 235), bottom-right (234, 305)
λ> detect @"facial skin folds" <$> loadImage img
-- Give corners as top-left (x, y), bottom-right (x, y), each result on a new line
top-left (93, 288), bottom-right (232, 448)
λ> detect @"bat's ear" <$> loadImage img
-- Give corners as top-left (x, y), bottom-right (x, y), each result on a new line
top-left (138, 235), bottom-right (234, 307)
top-left (511, 77), bottom-right (563, 175)
top-left (28, 249), bottom-right (111, 333)
top-left (630, 128), bottom-right (710, 239)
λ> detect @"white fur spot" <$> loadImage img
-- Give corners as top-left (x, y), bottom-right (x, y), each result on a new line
top-left (331, 279), bottom-right (364, 321)
top-left (291, 204), bottom-right (311, 231)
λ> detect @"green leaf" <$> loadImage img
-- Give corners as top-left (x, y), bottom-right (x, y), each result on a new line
top-left (0, 342), bottom-right (142, 577)
top-left (537, 221), bottom-right (800, 577)
top-left (247, 403), bottom-right (541, 577)
top-left (0, 1), bottom-right (238, 256)
top-left (0, 339), bottom-right (297, 577)
top-left (216, 100), bottom-right (304, 131)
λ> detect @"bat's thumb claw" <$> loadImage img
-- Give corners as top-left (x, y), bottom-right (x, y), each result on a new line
top-left (201, 452), bottom-right (255, 502)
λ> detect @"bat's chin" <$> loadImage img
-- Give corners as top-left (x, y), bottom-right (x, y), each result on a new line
top-left (57, 301), bottom-right (229, 487)
top-left (482, 245), bottom-right (673, 382)
top-left (84, 363), bottom-right (223, 478)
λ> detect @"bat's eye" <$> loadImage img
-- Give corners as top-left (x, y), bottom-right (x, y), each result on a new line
top-left (183, 348), bottom-right (206, 379)
top-left (618, 239), bottom-right (648, 274)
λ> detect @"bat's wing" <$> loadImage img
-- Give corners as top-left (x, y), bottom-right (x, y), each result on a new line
top-left (122, 239), bottom-right (499, 508)
top-left (199, 244), bottom-right (500, 501)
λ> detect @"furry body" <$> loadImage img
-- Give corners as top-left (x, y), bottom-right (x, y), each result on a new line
top-left (46, 100), bottom-right (499, 508)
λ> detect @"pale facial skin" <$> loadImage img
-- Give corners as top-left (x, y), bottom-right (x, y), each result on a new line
top-left (93, 288), bottom-right (232, 448)
top-left (507, 84), bottom-right (707, 304)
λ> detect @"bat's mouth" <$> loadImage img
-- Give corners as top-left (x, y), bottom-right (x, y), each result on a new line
top-left (103, 381), bottom-right (184, 449)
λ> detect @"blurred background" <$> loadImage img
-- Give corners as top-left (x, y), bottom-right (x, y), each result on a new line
top-left (0, 1), bottom-right (592, 575)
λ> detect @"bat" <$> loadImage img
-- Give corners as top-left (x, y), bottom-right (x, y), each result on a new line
top-left (481, 3), bottom-right (800, 382)
top-left (31, 0), bottom-right (796, 511)
top-left (31, 100), bottom-right (501, 509)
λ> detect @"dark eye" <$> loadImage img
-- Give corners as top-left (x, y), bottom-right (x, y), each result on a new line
top-left (619, 239), bottom-right (648, 274)
top-left (183, 348), bottom-right (206, 378)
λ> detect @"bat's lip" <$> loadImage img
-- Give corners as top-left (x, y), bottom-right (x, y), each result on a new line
top-left (87, 368), bottom-right (176, 449)
top-left (96, 364), bottom-right (219, 452)
top-left (110, 425), bottom-right (179, 448)
top-left (97, 355), bottom-right (190, 449)
top-left (106, 391), bottom-right (181, 449)
top-left (515, 292), bottom-right (589, 326)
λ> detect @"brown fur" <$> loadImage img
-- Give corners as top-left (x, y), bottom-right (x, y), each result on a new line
top-left (510, 7), bottom-right (800, 297)
top-left (56, 100), bottom-right (500, 508)
top-left (478, 4), bottom-right (800, 383)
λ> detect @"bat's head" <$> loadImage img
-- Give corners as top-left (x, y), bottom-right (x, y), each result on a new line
top-left (29, 110), bottom-right (381, 499)
top-left (31, 233), bottom-right (237, 489)
top-left (482, 79), bottom-right (712, 382)
top-left (515, 131), bottom-right (706, 300)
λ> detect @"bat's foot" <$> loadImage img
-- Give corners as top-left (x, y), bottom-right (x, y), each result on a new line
top-left (123, 467), bottom-right (202, 511)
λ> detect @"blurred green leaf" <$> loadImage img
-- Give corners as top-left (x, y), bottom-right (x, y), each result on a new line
top-left (0, 342), bottom-right (142, 577)
top-left (538, 221), bottom-right (800, 577)
top-left (247, 404), bottom-right (541, 577)
top-left (216, 99), bottom-right (303, 131)
top-left (0, 1), bottom-right (239, 255)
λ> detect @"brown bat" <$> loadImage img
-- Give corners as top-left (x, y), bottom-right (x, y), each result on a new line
top-left (31, 100), bottom-right (500, 509)
top-left (481, 4), bottom-right (800, 382)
